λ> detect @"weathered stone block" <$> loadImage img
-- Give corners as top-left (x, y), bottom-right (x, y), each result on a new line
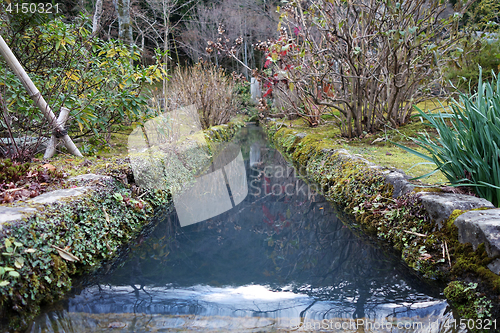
top-left (420, 193), bottom-right (494, 228)
top-left (29, 187), bottom-right (90, 204)
top-left (454, 209), bottom-right (500, 258)
top-left (384, 171), bottom-right (415, 198)
top-left (0, 206), bottom-right (37, 225)
top-left (488, 258), bottom-right (500, 275)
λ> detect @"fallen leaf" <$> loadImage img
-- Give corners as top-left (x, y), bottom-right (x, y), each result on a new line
top-left (42, 164), bottom-right (56, 171)
top-left (371, 137), bottom-right (385, 144)
top-left (51, 245), bottom-right (80, 262)
top-left (420, 253), bottom-right (432, 260)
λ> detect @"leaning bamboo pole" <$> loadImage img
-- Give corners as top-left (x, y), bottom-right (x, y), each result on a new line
top-left (0, 34), bottom-right (83, 158)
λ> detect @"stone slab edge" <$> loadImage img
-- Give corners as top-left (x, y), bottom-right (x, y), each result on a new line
top-left (0, 175), bottom-right (113, 227)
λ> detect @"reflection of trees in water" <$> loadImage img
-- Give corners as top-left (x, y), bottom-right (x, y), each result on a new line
top-left (86, 145), bottom-right (442, 320)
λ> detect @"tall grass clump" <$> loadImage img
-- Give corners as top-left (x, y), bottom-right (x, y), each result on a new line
top-left (396, 68), bottom-right (500, 207)
top-left (165, 61), bottom-right (240, 129)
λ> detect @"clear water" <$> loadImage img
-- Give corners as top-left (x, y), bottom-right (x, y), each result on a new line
top-left (27, 125), bottom-right (461, 332)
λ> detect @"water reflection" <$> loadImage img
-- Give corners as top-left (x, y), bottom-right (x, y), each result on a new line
top-left (28, 125), bottom-right (458, 332)
top-left (128, 105), bottom-right (249, 227)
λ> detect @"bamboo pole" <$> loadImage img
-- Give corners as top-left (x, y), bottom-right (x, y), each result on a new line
top-left (44, 107), bottom-right (71, 159)
top-left (0, 34), bottom-right (83, 158)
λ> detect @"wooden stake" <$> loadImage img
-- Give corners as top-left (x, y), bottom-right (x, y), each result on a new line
top-left (0, 34), bottom-right (83, 158)
top-left (444, 241), bottom-right (451, 268)
top-left (44, 107), bottom-right (71, 159)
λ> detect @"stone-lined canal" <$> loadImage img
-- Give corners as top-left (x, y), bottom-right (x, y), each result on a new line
top-left (27, 125), bottom-right (459, 332)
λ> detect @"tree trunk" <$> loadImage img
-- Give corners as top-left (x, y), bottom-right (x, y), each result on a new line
top-left (0, 34), bottom-right (83, 158)
top-left (115, 0), bottom-right (133, 45)
top-left (162, 0), bottom-right (170, 105)
top-left (92, 0), bottom-right (104, 34)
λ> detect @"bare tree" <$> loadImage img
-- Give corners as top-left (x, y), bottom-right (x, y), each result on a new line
top-left (179, 0), bottom-right (278, 74)
top-left (265, 0), bottom-right (465, 136)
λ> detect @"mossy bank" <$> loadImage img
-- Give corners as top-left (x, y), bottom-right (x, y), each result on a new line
top-left (263, 120), bottom-right (500, 325)
top-left (0, 120), bottom-right (245, 332)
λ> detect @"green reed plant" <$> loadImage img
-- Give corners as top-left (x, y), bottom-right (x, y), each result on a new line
top-left (394, 68), bottom-right (500, 207)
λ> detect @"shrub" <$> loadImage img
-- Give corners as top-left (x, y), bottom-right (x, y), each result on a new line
top-left (0, 159), bottom-right (30, 184)
top-left (0, 15), bottom-right (166, 160)
top-left (395, 68), bottom-right (500, 207)
top-left (164, 62), bottom-right (239, 130)
top-left (258, 0), bottom-right (462, 136)
top-left (446, 39), bottom-right (500, 91)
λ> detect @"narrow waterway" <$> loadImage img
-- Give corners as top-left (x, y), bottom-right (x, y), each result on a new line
top-left (27, 125), bottom-right (460, 332)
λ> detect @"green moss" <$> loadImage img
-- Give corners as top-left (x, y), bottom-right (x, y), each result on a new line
top-left (447, 209), bottom-right (465, 230)
top-left (266, 117), bottom-right (448, 184)
top-left (414, 187), bottom-right (444, 193)
top-left (433, 210), bottom-right (500, 319)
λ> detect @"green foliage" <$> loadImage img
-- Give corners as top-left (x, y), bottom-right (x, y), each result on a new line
top-left (0, 182), bottom-right (152, 330)
top-left (466, 0), bottom-right (500, 33)
top-left (394, 69), bottom-right (500, 207)
top-left (0, 159), bottom-right (30, 183)
top-left (0, 238), bottom-right (28, 287)
top-left (447, 39), bottom-right (500, 90)
top-left (444, 281), bottom-right (492, 320)
top-left (0, 15), bottom-right (167, 158)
